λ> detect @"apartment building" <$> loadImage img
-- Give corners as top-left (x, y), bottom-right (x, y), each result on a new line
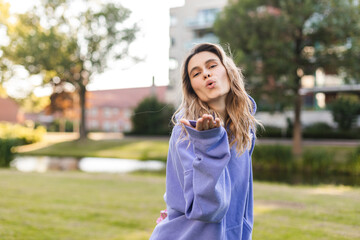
top-left (168, 0), bottom-right (228, 105)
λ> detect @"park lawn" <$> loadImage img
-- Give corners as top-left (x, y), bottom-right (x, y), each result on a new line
top-left (0, 170), bottom-right (359, 240)
top-left (17, 138), bottom-right (170, 162)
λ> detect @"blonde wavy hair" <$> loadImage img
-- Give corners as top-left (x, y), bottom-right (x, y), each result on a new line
top-left (172, 43), bottom-right (261, 155)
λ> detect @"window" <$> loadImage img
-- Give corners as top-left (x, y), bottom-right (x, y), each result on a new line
top-left (104, 107), bottom-right (111, 118)
top-left (170, 37), bottom-right (175, 47)
top-left (88, 108), bottom-right (98, 117)
top-left (169, 58), bottom-right (179, 70)
top-left (170, 15), bottom-right (177, 27)
top-left (197, 8), bottom-right (220, 25)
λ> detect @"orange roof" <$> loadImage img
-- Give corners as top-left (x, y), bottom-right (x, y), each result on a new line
top-left (87, 86), bottom-right (168, 109)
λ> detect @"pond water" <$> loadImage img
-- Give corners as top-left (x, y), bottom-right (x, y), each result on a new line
top-left (11, 156), bottom-right (165, 173)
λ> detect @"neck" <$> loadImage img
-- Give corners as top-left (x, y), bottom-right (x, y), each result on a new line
top-left (208, 99), bottom-right (227, 120)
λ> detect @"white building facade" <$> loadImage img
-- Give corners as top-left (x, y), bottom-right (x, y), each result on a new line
top-left (168, 0), bottom-right (228, 106)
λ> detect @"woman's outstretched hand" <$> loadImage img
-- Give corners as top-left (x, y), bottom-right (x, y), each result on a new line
top-left (180, 114), bottom-right (221, 131)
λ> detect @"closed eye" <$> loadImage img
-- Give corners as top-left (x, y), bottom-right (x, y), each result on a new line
top-left (210, 64), bottom-right (217, 68)
top-left (193, 72), bottom-right (200, 77)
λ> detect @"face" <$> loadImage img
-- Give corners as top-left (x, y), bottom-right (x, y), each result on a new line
top-left (187, 51), bottom-right (230, 107)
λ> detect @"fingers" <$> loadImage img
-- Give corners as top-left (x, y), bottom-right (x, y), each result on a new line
top-left (196, 117), bottom-right (204, 131)
top-left (180, 119), bottom-right (191, 127)
top-left (182, 114), bottom-right (221, 131)
top-left (196, 114), bottom-right (219, 131)
top-left (215, 118), bottom-right (221, 128)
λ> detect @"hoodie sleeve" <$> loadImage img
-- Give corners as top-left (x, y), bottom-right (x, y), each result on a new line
top-left (170, 124), bottom-right (231, 223)
top-left (248, 95), bottom-right (257, 156)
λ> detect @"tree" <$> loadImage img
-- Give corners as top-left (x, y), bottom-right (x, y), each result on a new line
top-left (330, 94), bottom-right (360, 131)
top-left (214, 0), bottom-right (360, 155)
top-left (0, 0), bottom-right (12, 97)
top-left (1, 0), bottom-right (138, 139)
top-left (131, 97), bottom-right (175, 135)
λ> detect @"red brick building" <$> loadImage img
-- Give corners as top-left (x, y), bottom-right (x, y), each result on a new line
top-left (0, 97), bottom-right (24, 123)
top-left (86, 86), bottom-right (168, 132)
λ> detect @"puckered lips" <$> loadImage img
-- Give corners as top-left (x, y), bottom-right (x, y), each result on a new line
top-left (205, 79), bottom-right (216, 89)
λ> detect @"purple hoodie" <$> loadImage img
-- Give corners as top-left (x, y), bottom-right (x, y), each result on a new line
top-left (150, 99), bottom-right (256, 240)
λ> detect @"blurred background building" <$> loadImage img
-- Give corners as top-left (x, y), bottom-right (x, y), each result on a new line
top-left (168, 0), bottom-right (228, 106)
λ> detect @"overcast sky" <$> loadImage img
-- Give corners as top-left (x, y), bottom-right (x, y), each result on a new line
top-left (5, 0), bottom-right (184, 97)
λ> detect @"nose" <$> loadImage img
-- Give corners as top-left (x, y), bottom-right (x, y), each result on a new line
top-left (203, 71), bottom-right (211, 79)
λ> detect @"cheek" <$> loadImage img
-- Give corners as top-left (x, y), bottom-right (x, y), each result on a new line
top-left (222, 72), bottom-right (231, 90)
top-left (190, 79), bottom-right (201, 92)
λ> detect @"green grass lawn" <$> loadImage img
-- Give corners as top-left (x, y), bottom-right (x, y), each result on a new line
top-left (17, 138), bottom-right (170, 161)
top-left (0, 170), bottom-right (359, 240)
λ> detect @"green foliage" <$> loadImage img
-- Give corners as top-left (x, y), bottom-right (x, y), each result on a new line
top-left (0, 122), bottom-right (46, 144)
top-left (214, 0), bottom-right (360, 153)
top-left (0, 138), bottom-right (20, 167)
top-left (214, 0), bottom-right (360, 93)
top-left (302, 148), bottom-right (334, 173)
top-left (48, 119), bottom-right (74, 132)
top-left (16, 93), bottom-right (51, 113)
top-left (130, 97), bottom-right (175, 135)
top-left (252, 145), bottom-right (294, 170)
top-left (257, 125), bottom-right (289, 138)
top-left (330, 94), bottom-right (360, 131)
top-left (253, 144), bottom-right (358, 175)
top-left (0, 122), bottom-right (46, 167)
top-left (259, 122), bottom-right (360, 139)
top-left (346, 146), bottom-right (360, 175)
top-left (1, 0), bottom-right (139, 139)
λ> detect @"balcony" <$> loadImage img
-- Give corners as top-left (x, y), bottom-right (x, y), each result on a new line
top-left (186, 8), bottom-right (220, 30)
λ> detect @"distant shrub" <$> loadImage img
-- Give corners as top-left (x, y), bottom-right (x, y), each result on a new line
top-left (48, 119), bottom-right (74, 132)
top-left (302, 148), bottom-right (334, 173)
top-left (303, 122), bottom-right (333, 139)
top-left (0, 138), bottom-right (21, 167)
top-left (257, 125), bottom-right (287, 138)
top-left (259, 122), bottom-right (360, 139)
top-left (330, 94), bottom-right (360, 131)
top-left (0, 122), bottom-right (46, 144)
top-left (130, 97), bottom-right (175, 135)
top-left (252, 145), bottom-right (294, 170)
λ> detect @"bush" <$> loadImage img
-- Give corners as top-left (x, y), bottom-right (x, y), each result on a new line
top-left (257, 125), bottom-right (287, 138)
top-left (0, 138), bottom-right (21, 167)
top-left (130, 97), bottom-right (175, 135)
top-left (303, 122), bottom-right (333, 139)
top-left (302, 148), bottom-right (334, 173)
top-left (259, 122), bottom-right (360, 139)
top-left (303, 122), bottom-right (360, 139)
top-left (330, 94), bottom-right (360, 131)
top-left (252, 145), bottom-right (294, 170)
top-left (0, 122), bottom-right (46, 144)
top-left (48, 119), bottom-right (74, 132)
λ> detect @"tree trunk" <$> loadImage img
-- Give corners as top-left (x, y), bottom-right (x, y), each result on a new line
top-left (59, 118), bottom-right (65, 132)
top-left (79, 84), bottom-right (87, 140)
top-left (293, 32), bottom-right (303, 156)
top-left (292, 77), bottom-right (302, 156)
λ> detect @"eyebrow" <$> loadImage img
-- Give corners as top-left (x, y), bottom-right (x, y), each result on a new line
top-left (189, 58), bottom-right (218, 76)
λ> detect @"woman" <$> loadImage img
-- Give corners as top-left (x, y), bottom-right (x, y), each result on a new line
top-left (150, 43), bottom-right (260, 240)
